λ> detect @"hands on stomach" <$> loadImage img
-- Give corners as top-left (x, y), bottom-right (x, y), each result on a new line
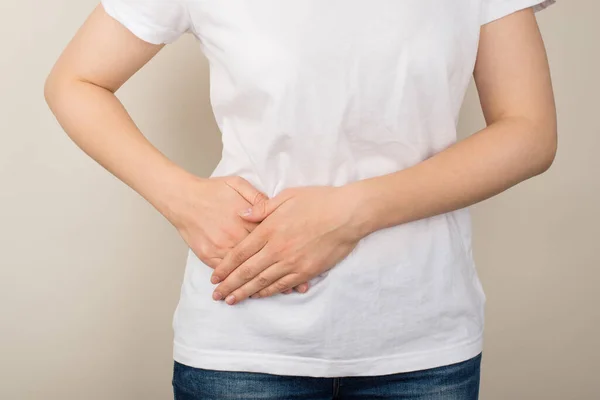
top-left (173, 176), bottom-right (365, 306)
top-left (172, 175), bottom-right (310, 299)
top-left (205, 184), bottom-right (366, 306)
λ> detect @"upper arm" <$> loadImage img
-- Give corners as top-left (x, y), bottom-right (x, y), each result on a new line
top-left (474, 7), bottom-right (556, 132)
top-left (46, 0), bottom-right (191, 94)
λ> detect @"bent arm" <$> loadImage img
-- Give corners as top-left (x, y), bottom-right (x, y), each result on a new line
top-left (347, 8), bottom-right (557, 236)
top-left (44, 5), bottom-right (198, 224)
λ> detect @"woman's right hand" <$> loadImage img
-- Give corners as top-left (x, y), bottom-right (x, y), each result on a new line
top-left (167, 175), bottom-right (310, 295)
top-left (168, 175), bottom-right (265, 270)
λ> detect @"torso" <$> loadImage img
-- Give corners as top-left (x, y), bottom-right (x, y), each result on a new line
top-left (174, 0), bottom-right (486, 377)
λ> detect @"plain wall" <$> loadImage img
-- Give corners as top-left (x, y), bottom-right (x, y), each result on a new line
top-left (1, 1), bottom-right (598, 399)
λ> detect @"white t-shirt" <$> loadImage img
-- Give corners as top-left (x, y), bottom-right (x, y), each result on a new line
top-left (102, 0), bottom-right (555, 377)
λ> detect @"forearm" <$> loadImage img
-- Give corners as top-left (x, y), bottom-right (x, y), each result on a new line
top-left (348, 116), bottom-right (557, 236)
top-left (44, 77), bottom-right (199, 222)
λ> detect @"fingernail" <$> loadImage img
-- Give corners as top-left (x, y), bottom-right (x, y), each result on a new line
top-left (225, 295), bottom-right (236, 305)
top-left (211, 275), bottom-right (221, 284)
top-left (212, 291), bottom-right (222, 301)
top-left (238, 208), bottom-right (252, 217)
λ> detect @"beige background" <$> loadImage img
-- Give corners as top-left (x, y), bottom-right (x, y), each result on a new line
top-left (1, 1), bottom-right (598, 399)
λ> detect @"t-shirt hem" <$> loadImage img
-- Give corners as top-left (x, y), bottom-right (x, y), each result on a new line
top-left (173, 333), bottom-right (484, 378)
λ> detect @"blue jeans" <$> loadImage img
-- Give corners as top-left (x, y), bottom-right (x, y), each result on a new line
top-left (172, 353), bottom-right (482, 399)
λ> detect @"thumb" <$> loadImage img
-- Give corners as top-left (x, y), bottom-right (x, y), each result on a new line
top-left (224, 176), bottom-right (269, 206)
top-left (237, 196), bottom-right (272, 222)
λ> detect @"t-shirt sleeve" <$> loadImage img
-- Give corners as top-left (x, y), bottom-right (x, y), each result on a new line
top-left (100, 0), bottom-right (191, 44)
top-left (481, 0), bottom-right (556, 25)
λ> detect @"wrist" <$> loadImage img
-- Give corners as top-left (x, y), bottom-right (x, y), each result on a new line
top-left (148, 166), bottom-right (209, 228)
top-left (338, 181), bottom-right (379, 239)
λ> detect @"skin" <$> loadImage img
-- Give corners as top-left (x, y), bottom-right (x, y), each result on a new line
top-left (210, 8), bottom-right (557, 304)
top-left (43, 5), bottom-right (309, 293)
top-left (46, 6), bottom-right (556, 306)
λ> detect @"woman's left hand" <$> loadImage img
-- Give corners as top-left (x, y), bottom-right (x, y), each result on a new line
top-left (210, 185), bottom-right (367, 305)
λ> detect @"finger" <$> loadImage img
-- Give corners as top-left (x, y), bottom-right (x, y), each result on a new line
top-left (205, 246), bottom-right (229, 260)
top-left (192, 244), bottom-right (228, 269)
top-left (238, 192), bottom-right (291, 223)
top-left (227, 221), bottom-right (257, 241)
top-left (251, 284), bottom-right (302, 298)
top-left (224, 176), bottom-right (270, 227)
top-left (294, 282), bottom-right (309, 293)
top-left (204, 257), bottom-right (222, 269)
top-left (224, 176), bottom-right (269, 206)
top-left (254, 274), bottom-right (304, 300)
top-left (242, 220), bottom-right (260, 234)
top-left (212, 244), bottom-right (275, 300)
top-left (193, 241), bottom-right (230, 261)
top-left (210, 226), bottom-right (269, 284)
top-left (221, 262), bottom-right (289, 305)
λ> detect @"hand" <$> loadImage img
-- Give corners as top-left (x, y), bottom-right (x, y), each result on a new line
top-left (168, 175), bottom-right (309, 295)
top-left (167, 175), bottom-right (265, 269)
top-left (210, 185), bottom-right (367, 305)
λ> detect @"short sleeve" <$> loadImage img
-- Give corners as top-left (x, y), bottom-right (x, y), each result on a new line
top-left (481, 0), bottom-right (556, 25)
top-left (101, 0), bottom-right (191, 44)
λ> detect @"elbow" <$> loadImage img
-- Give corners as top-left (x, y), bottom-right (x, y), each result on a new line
top-left (44, 71), bottom-right (61, 110)
top-left (543, 132), bottom-right (558, 172)
top-left (44, 66), bottom-right (79, 110)
top-left (532, 120), bottom-right (558, 175)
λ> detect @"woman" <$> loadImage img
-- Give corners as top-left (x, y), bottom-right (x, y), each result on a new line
top-left (45, 0), bottom-right (557, 399)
